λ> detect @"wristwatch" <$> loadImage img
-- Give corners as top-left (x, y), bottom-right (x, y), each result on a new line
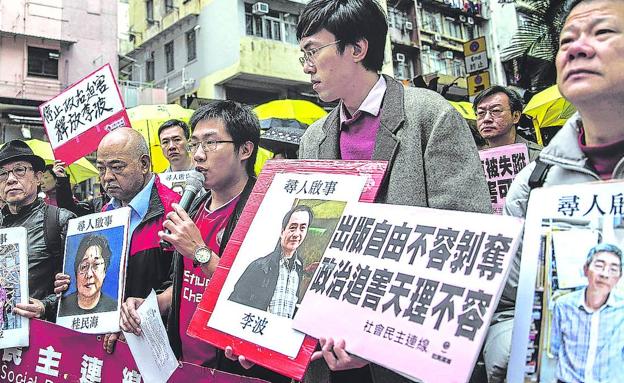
top-left (193, 245), bottom-right (212, 266)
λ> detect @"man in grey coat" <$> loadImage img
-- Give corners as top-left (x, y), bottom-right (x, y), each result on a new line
top-left (296, 0), bottom-right (491, 382)
top-left (485, 0), bottom-right (624, 381)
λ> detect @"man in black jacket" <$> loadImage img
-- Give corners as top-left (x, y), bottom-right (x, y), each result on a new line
top-left (229, 205), bottom-right (313, 319)
top-left (0, 140), bottom-right (74, 321)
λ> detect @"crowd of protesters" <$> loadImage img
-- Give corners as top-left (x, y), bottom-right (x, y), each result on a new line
top-left (2, 0), bottom-right (623, 382)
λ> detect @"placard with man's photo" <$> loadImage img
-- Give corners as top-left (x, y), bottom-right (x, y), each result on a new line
top-left (187, 159), bottom-right (388, 380)
top-left (508, 181), bottom-right (624, 383)
top-left (0, 227), bottom-right (29, 348)
top-left (56, 208), bottom-right (131, 334)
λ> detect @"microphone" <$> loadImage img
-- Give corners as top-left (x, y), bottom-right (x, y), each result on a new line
top-left (160, 172), bottom-right (205, 249)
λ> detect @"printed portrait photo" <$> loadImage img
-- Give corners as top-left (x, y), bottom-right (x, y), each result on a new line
top-left (228, 199), bottom-right (346, 320)
top-left (58, 226), bottom-right (125, 317)
top-left (523, 215), bottom-right (624, 382)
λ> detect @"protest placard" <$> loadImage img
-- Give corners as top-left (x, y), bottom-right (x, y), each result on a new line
top-left (0, 227), bottom-right (29, 349)
top-left (508, 181), bottom-right (624, 383)
top-left (0, 319), bottom-right (269, 383)
top-left (187, 159), bottom-right (388, 380)
top-left (293, 201), bottom-right (523, 382)
top-left (38, 63), bottom-right (130, 165)
top-left (158, 171), bottom-right (200, 196)
top-left (479, 143), bottom-right (529, 214)
top-left (56, 208), bottom-right (131, 334)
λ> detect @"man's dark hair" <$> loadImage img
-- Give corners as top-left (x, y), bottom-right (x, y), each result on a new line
top-left (473, 86), bottom-right (524, 114)
top-left (74, 234), bottom-right (112, 276)
top-left (190, 101), bottom-right (260, 177)
top-left (158, 119), bottom-right (190, 140)
top-left (44, 164), bottom-right (58, 181)
top-left (281, 205), bottom-right (314, 232)
top-left (296, 0), bottom-right (387, 72)
top-left (585, 243), bottom-right (623, 269)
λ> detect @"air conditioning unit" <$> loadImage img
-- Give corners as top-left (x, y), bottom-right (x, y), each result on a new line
top-left (404, 21), bottom-right (413, 31)
top-left (395, 53), bottom-right (406, 62)
top-left (252, 2), bottom-right (269, 15)
top-left (459, 15), bottom-right (467, 22)
top-left (433, 34), bottom-right (442, 43)
top-left (444, 51), bottom-right (454, 59)
top-left (467, 16), bottom-right (474, 25)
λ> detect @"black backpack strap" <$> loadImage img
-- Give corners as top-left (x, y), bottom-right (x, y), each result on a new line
top-left (528, 157), bottom-right (552, 190)
top-left (44, 204), bottom-right (62, 255)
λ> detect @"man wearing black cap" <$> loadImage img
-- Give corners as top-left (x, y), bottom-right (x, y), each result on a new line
top-left (0, 140), bottom-right (74, 320)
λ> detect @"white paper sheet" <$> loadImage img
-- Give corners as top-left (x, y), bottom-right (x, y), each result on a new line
top-left (123, 290), bottom-right (178, 383)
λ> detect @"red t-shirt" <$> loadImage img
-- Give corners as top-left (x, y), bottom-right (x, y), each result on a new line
top-left (179, 195), bottom-right (239, 366)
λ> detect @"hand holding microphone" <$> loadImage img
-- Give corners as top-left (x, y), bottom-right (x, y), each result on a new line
top-left (159, 172), bottom-right (205, 250)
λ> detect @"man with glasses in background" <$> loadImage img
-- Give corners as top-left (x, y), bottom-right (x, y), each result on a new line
top-left (158, 119), bottom-right (195, 172)
top-left (296, 1), bottom-right (491, 381)
top-left (473, 86), bottom-right (542, 161)
top-left (54, 128), bottom-right (180, 352)
top-left (121, 101), bottom-right (290, 382)
top-left (0, 140), bottom-right (74, 321)
top-left (550, 243), bottom-right (624, 382)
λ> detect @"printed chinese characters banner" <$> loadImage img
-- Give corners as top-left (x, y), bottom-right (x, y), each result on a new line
top-left (158, 171), bottom-right (199, 196)
top-left (293, 202), bottom-right (524, 383)
top-left (508, 181), bottom-right (624, 383)
top-left (0, 319), bottom-right (269, 383)
top-left (57, 208), bottom-right (131, 334)
top-left (38, 63), bottom-right (130, 165)
top-left (479, 143), bottom-right (529, 214)
top-left (0, 227), bottom-right (29, 349)
top-left (188, 159), bottom-right (388, 381)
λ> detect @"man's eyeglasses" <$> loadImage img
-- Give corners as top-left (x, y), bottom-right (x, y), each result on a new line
top-left (590, 261), bottom-right (621, 277)
top-left (96, 163), bottom-right (127, 176)
top-left (298, 40), bottom-right (341, 67)
top-left (187, 140), bottom-right (235, 153)
top-left (78, 261), bottom-right (105, 276)
top-left (476, 107), bottom-right (509, 120)
top-left (0, 165), bottom-right (33, 182)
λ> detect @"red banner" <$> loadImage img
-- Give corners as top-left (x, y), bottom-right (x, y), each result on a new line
top-left (0, 319), bottom-right (267, 383)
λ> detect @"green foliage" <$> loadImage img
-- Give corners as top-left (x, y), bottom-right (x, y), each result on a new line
top-left (502, 0), bottom-right (570, 90)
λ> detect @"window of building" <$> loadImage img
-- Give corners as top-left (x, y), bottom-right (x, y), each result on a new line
top-left (443, 17), bottom-right (464, 40)
top-left (452, 59), bottom-right (466, 77)
top-left (27, 47), bottom-right (59, 79)
top-left (165, 41), bottom-right (174, 73)
top-left (165, 0), bottom-right (174, 12)
top-left (421, 48), bottom-right (449, 76)
top-left (244, 4), bottom-right (299, 44)
top-left (186, 29), bottom-right (196, 62)
top-left (146, 52), bottom-right (155, 82)
top-left (146, 0), bottom-right (154, 21)
top-left (393, 53), bottom-right (415, 80)
top-left (420, 9), bottom-right (442, 34)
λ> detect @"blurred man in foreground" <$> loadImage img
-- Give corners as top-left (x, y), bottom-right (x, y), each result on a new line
top-left (488, 1), bottom-right (624, 381)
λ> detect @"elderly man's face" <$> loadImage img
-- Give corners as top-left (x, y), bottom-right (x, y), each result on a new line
top-left (0, 160), bottom-right (41, 209)
top-left (97, 141), bottom-right (149, 205)
top-left (585, 251), bottom-right (621, 296)
top-left (556, 0), bottom-right (624, 104)
top-left (280, 211), bottom-right (310, 256)
top-left (76, 245), bottom-right (106, 303)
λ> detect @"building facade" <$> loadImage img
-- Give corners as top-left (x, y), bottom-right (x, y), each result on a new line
top-left (0, 0), bottom-right (118, 141)
top-left (125, 0), bottom-right (318, 107)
